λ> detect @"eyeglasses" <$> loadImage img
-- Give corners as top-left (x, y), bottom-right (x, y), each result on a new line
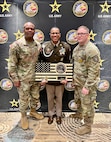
top-left (77, 33), bottom-right (88, 36)
top-left (50, 32), bottom-right (60, 35)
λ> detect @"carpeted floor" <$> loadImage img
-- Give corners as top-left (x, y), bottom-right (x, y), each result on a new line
top-left (0, 112), bottom-right (111, 142)
top-left (57, 113), bottom-right (111, 142)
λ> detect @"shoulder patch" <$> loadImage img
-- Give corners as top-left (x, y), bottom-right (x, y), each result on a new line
top-left (92, 55), bottom-right (99, 62)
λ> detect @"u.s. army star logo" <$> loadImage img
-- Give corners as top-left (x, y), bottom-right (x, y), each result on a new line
top-left (9, 99), bottom-right (19, 107)
top-left (49, 0), bottom-right (61, 13)
top-left (100, 1), bottom-right (111, 13)
top-left (14, 30), bottom-right (24, 40)
top-left (0, 0), bottom-right (11, 12)
top-left (89, 30), bottom-right (97, 41)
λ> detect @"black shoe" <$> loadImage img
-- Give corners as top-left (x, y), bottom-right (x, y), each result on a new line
top-left (56, 116), bottom-right (62, 125)
top-left (48, 116), bottom-right (54, 124)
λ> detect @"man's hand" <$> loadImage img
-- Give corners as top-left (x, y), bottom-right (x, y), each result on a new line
top-left (40, 79), bottom-right (48, 86)
top-left (14, 81), bottom-right (20, 87)
top-left (81, 87), bottom-right (89, 95)
top-left (71, 82), bottom-right (75, 88)
top-left (60, 79), bottom-right (67, 85)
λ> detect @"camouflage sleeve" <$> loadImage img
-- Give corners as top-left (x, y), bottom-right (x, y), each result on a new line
top-left (84, 51), bottom-right (100, 89)
top-left (8, 42), bottom-right (20, 82)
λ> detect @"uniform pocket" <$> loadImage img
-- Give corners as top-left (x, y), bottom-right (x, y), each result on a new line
top-left (81, 95), bottom-right (91, 105)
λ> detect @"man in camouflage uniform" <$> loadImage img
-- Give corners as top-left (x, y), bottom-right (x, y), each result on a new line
top-left (8, 22), bottom-right (44, 130)
top-left (40, 27), bottom-right (71, 125)
top-left (70, 26), bottom-right (101, 135)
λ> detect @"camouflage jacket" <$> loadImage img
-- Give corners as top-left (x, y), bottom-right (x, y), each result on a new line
top-left (8, 36), bottom-right (41, 82)
top-left (72, 41), bottom-right (101, 89)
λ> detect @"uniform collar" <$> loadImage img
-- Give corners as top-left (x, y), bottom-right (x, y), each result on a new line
top-left (51, 40), bottom-right (60, 47)
top-left (22, 36), bottom-right (36, 46)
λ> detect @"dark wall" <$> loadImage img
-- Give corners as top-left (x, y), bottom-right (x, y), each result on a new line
top-left (0, 0), bottom-right (111, 112)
